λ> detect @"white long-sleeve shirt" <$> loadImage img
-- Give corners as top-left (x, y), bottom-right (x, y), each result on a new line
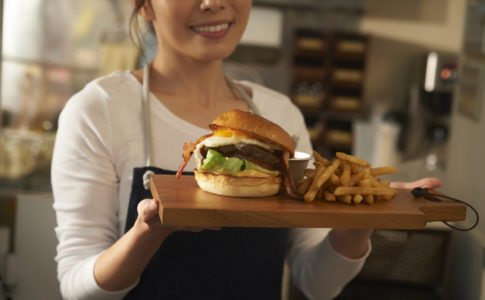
top-left (51, 71), bottom-right (369, 300)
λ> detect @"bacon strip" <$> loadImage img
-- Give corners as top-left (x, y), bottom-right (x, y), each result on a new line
top-left (176, 133), bottom-right (213, 179)
top-left (176, 142), bottom-right (196, 179)
top-left (281, 152), bottom-right (300, 199)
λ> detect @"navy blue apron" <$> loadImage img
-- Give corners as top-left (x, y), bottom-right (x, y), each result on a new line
top-left (122, 63), bottom-right (288, 299)
top-left (123, 167), bottom-right (288, 299)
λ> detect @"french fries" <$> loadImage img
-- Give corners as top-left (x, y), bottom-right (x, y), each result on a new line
top-left (313, 151), bottom-right (331, 166)
top-left (370, 167), bottom-right (397, 177)
top-left (340, 162), bottom-right (351, 186)
top-left (304, 159), bottom-right (341, 203)
top-left (334, 186), bottom-right (396, 196)
top-left (298, 151), bottom-right (397, 205)
top-left (336, 152), bottom-right (370, 167)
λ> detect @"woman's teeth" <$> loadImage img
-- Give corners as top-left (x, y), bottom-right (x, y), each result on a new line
top-left (193, 23), bottom-right (229, 33)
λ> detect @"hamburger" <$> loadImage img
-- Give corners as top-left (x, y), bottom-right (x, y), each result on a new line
top-left (177, 109), bottom-right (297, 197)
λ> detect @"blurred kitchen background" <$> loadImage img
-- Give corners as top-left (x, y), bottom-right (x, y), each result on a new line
top-left (0, 0), bottom-right (484, 299)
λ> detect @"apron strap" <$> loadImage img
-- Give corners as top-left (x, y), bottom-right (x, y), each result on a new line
top-left (226, 78), bottom-right (260, 115)
top-left (140, 62), bottom-right (257, 190)
top-left (142, 63), bottom-right (153, 168)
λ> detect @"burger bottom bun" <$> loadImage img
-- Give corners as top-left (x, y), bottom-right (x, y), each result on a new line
top-left (194, 170), bottom-right (282, 197)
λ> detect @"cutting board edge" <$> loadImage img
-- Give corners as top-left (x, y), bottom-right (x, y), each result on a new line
top-left (159, 206), bottom-right (428, 229)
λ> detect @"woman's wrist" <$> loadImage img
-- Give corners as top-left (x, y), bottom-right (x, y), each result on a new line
top-left (133, 218), bottom-right (173, 244)
top-left (94, 221), bottom-right (169, 292)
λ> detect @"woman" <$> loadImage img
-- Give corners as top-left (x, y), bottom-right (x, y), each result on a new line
top-left (52, 1), bottom-right (441, 299)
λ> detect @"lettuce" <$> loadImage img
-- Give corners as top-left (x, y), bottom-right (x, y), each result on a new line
top-left (200, 149), bottom-right (279, 176)
top-left (201, 149), bottom-right (226, 171)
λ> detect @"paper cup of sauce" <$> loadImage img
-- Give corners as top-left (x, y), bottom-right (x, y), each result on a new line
top-left (289, 151), bottom-right (312, 181)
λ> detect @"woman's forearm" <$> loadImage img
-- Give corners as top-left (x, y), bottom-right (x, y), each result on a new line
top-left (93, 220), bottom-right (169, 292)
top-left (327, 178), bottom-right (442, 260)
top-left (92, 197), bottom-right (216, 292)
top-left (328, 228), bottom-right (372, 259)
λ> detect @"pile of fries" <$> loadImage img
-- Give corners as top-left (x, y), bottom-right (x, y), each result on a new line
top-left (298, 151), bottom-right (397, 204)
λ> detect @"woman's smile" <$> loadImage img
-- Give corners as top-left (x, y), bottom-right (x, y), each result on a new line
top-left (142, 0), bottom-right (252, 61)
top-left (191, 21), bottom-right (233, 38)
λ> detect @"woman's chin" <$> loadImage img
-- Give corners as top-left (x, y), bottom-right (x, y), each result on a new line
top-left (194, 49), bottom-right (237, 62)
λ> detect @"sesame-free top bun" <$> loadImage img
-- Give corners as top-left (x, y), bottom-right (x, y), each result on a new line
top-left (209, 109), bottom-right (295, 155)
top-left (194, 170), bottom-right (282, 197)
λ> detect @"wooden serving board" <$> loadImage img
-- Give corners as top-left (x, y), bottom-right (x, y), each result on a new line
top-left (151, 174), bottom-right (467, 229)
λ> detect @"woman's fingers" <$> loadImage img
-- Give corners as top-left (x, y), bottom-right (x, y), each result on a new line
top-left (390, 177), bottom-right (443, 190)
top-left (137, 198), bottom-right (222, 232)
top-left (173, 226), bottom-right (222, 233)
top-left (137, 198), bottom-right (160, 225)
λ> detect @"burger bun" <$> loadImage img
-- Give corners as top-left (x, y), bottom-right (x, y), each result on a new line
top-left (194, 170), bottom-right (282, 197)
top-left (209, 109), bottom-right (295, 156)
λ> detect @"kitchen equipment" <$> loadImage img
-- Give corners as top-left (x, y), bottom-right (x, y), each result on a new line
top-left (403, 52), bottom-right (457, 161)
top-left (150, 174), bottom-right (466, 229)
top-left (372, 114), bottom-right (402, 168)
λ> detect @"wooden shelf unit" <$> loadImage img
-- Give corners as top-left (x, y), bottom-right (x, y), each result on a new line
top-left (290, 30), bottom-right (369, 157)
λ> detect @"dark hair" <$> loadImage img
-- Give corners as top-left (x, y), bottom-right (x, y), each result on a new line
top-left (129, 0), bottom-right (153, 49)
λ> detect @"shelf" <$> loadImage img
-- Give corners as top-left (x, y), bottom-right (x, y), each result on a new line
top-left (324, 129), bottom-right (353, 145)
top-left (335, 40), bottom-right (367, 54)
top-left (2, 55), bottom-right (98, 74)
top-left (333, 51), bottom-right (367, 61)
top-left (294, 37), bottom-right (329, 58)
top-left (291, 30), bottom-right (368, 152)
top-left (330, 81), bottom-right (364, 90)
top-left (297, 106), bottom-right (324, 117)
top-left (293, 65), bottom-right (328, 81)
top-left (253, 0), bottom-right (365, 13)
top-left (293, 95), bottom-right (324, 109)
top-left (332, 68), bottom-right (364, 83)
top-left (298, 106), bottom-right (365, 121)
top-left (329, 96), bottom-right (360, 110)
top-left (321, 109), bottom-right (365, 121)
top-left (293, 29), bottom-right (330, 62)
top-left (326, 96), bottom-right (364, 116)
top-left (322, 140), bottom-right (353, 152)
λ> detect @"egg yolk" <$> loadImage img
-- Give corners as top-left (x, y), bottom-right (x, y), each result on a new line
top-left (213, 129), bottom-right (250, 138)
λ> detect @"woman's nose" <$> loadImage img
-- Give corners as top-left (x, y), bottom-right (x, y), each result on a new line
top-left (200, 0), bottom-right (226, 13)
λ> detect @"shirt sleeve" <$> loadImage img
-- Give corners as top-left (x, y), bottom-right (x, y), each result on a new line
top-left (285, 103), bottom-right (370, 300)
top-left (287, 228), bottom-right (371, 300)
top-left (51, 83), bottom-right (134, 300)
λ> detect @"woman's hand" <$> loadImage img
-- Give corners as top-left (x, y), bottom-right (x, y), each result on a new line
top-left (390, 177), bottom-right (442, 190)
top-left (95, 199), bottom-right (220, 292)
top-left (328, 177), bottom-right (443, 259)
top-left (137, 198), bottom-right (163, 226)
top-left (135, 198), bottom-right (220, 240)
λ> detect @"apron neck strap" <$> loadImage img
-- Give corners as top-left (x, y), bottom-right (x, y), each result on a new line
top-left (226, 78), bottom-right (260, 115)
top-left (142, 63), bottom-right (153, 167)
top-left (141, 62), bottom-right (257, 168)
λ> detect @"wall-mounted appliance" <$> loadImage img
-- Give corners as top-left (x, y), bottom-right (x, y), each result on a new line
top-left (403, 52), bottom-right (457, 171)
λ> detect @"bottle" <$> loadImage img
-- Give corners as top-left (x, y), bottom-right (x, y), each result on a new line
top-left (426, 125), bottom-right (448, 171)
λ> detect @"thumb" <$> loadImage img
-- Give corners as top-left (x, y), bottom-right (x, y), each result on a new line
top-left (137, 198), bottom-right (160, 225)
top-left (390, 177), bottom-right (443, 190)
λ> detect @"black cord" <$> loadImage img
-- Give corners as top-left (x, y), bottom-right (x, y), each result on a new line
top-left (411, 187), bottom-right (479, 231)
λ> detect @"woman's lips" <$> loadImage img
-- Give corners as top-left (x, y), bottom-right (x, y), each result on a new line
top-left (191, 22), bottom-right (232, 38)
